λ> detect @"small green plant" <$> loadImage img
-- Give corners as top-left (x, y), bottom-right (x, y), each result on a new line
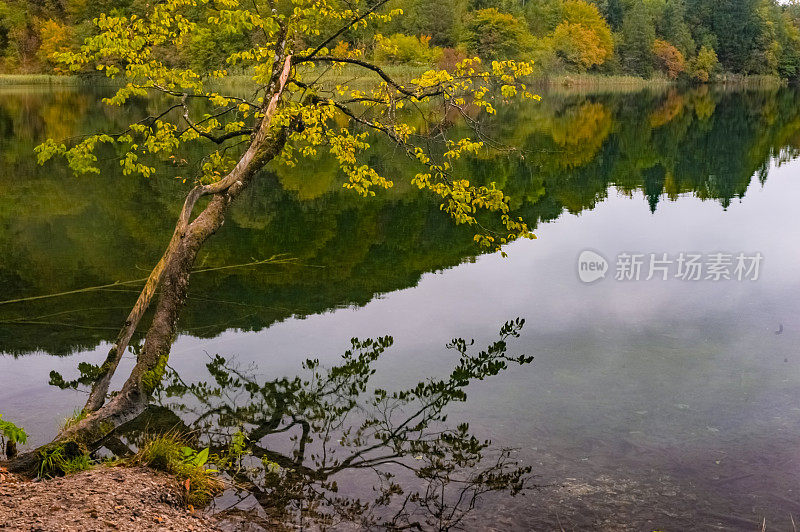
top-left (180, 446), bottom-right (210, 467)
top-left (0, 414), bottom-right (28, 458)
top-left (38, 446), bottom-right (66, 477)
top-left (134, 433), bottom-right (223, 507)
top-left (0, 414), bottom-right (28, 445)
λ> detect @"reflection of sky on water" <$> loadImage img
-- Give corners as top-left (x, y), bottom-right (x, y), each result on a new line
top-left (177, 162), bottom-right (800, 526)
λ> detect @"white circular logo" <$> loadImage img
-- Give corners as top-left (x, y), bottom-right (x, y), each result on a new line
top-left (577, 250), bottom-right (608, 283)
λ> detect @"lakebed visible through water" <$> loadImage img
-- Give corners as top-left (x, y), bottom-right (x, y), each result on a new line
top-left (1, 85), bottom-right (800, 529)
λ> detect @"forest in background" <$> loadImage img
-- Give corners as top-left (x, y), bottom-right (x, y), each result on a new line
top-left (1, 0), bottom-right (800, 81)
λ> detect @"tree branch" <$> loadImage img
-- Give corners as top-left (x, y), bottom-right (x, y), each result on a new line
top-left (303, 0), bottom-right (392, 59)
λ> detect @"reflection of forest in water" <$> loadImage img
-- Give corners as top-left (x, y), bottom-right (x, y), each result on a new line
top-left (2, 85), bottom-right (800, 356)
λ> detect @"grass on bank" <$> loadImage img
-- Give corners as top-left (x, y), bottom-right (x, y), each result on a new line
top-left (131, 433), bottom-right (223, 507)
top-left (32, 429), bottom-right (222, 508)
top-left (545, 73), bottom-right (674, 87)
top-left (37, 441), bottom-right (93, 478)
top-left (0, 74), bottom-right (94, 85)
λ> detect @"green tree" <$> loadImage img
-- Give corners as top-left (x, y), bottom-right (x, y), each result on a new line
top-left (392, 0), bottom-right (461, 46)
top-left (764, 4), bottom-right (800, 79)
top-left (657, 0), bottom-right (694, 56)
top-left (523, 0), bottom-right (564, 36)
top-left (9, 0), bottom-right (538, 471)
top-left (0, 1), bottom-right (26, 69)
top-left (687, 44), bottom-right (718, 81)
top-left (589, 0), bottom-right (625, 30)
top-left (686, 0), bottom-right (763, 72)
top-left (619, 0), bottom-right (656, 76)
top-left (462, 7), bottom-right (534, 59)
top-left (712, 0), bottom-right (763, 72)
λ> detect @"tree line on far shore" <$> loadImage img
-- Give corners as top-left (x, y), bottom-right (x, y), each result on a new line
top-left (2, 0), bottom-right (800, 81)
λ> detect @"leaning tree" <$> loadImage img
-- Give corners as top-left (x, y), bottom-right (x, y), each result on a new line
top-left (9, 0), bottom-right (538, 470)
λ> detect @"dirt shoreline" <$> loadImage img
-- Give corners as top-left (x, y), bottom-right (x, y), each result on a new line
top-left (0, 465), bottom-right (220, 531)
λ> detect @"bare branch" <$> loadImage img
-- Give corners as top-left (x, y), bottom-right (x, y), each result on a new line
top-left (294, 55), bottom-right (445, 100)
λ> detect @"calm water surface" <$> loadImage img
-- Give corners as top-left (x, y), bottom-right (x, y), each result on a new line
top-left (1, 85), bottom-right (800, 529)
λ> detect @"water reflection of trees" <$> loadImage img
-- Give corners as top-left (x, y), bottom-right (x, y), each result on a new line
top-left (3, 87), bottom-right (800, 356)
top-left (104, 320), bottom-right (533, 530)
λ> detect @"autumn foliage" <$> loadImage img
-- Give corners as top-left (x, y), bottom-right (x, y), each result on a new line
top-left (653, 39), bottom-right (686, 79)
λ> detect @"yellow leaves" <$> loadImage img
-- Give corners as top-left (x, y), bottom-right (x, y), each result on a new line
top-left (277, 101), bottom-right (341, 167)
top-left (490, 59), bottom-right (535, 80)
top-left (210, 94), bottom-right (231, 107)
top-left (37, 0), bottom-right (539, 257)
top-left (34, 139), bottom-right (67, 165)
top-left (500, 85), bottom-right (518, 98)
top-left (455, 56), bottom-right (481, 77)
top-left (413, 148), bottom-right (430, 165)
top-left (342, 165), bottom-right (392, 197)
top-left (104, 84), bottom-right (149, 107)
top-left (443, 139), bottom-right (484, 160)
top-left (405, 138), bottom-right (536, 252)
top-left (224, 121), bottom-right (246, 133)
top-left (331, 41), bottom-right (363, 59)
top-left (411, 173), bottom-right (432, 189)
top-left (551, 21), bottom-right (612, 70)
top-left (391, 123), bottom-right (415, 142)
top-left (545, 1), bottom-right (613, 70)
top-left (37, 19), bottom-right (73, 67)
top-left (411, 69), bottom-right (453, 89)
top-left (36, 134), bottom-right (116, 175)
top-left (476, 100), bottom-right (497, 115)
top-left (200, 151), bottom-right (236, 184)
top-left (208, 9), bottom-right (262, 32)
top-left (329, 130), bottom-right (370, 166)
top-left (121, 152), bottom-right (155, 178)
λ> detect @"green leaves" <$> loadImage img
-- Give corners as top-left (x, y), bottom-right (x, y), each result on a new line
top-left (36, 0), bottom-right (539, 255)
top-left (180, 446), bottom-right (210, 467)
top-left (0, 414), bottom-right (28, 445)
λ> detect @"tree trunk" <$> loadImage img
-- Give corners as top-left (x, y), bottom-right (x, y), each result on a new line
top-left (5, 55), bottom-right (293, 474)
top-left (5, 144), bottom-right (276, 474)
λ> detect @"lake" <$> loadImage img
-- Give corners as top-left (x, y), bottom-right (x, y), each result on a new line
top-left (1, 84), bottom-right (800, 530)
